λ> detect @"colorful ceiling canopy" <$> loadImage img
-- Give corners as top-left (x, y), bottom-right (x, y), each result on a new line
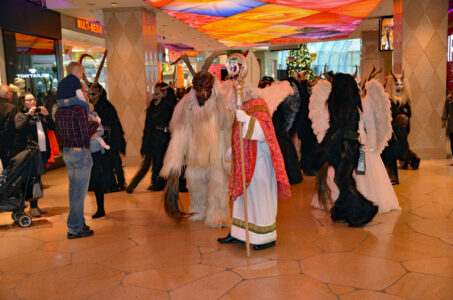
top-left (145, 0), bottom-right (381, 47)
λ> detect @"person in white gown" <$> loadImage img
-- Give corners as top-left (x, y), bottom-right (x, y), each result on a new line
top-left (218, 97), bottom-right (291, 250)
top-left (311, 79), bottom-right (400, 214)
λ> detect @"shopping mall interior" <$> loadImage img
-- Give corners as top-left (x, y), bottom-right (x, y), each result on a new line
top-left (0, 0), bottom-right (452, 299)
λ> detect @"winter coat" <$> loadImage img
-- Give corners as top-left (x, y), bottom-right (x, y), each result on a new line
top-left (13, 110), bottom-right (55, 163)
top-left (442, 98), bottom-right (453, 134)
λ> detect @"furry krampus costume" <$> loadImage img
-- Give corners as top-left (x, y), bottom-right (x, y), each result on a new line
top-left (310, 73), bottom-right (378, 227)
top-left (291, 75), bottom-right (322, 176)
top-left (271, 78), bottom-right (303, 184)
top-left (381, 73), bottom-right (420, 185)
top-left (160, 52), bottom-right (233, 228)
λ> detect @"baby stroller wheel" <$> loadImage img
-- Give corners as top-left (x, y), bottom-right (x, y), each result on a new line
top-left (11, 212), bottom-right (20, 222)
top-left (18, 214), bottom-right (32, 228)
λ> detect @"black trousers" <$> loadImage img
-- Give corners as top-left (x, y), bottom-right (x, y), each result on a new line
top-left (30, 152), bottom-right (48, 209)
top-left (91, 151), bottom-right (104, 211)
top-left (129, 132), bottom-right (169, 190)
top-left (101, 149), bottom-right (125, 191)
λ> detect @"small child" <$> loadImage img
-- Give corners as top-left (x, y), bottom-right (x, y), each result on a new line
top-left (56, 62), bottom-right (109, 151)
top-left (88, 102), bottom-right (109, 153)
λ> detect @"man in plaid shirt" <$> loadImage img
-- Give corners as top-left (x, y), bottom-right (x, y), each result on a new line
top-left (55, 62), bottom-right (98, 239)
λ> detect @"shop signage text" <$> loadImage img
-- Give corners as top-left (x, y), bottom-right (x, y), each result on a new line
top-left (165, 48), bottom-right (198, 63)
top-left (17, 73), bottom-right (50, 78)
top-left (76, 18), bottom-right (103, 35)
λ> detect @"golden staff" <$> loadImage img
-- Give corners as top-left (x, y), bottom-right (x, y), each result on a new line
top-left (226, 53), bottom-right (250, 257)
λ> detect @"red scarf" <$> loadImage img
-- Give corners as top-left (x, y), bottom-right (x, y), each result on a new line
top-left (229, 98), bottom-right (291, 200)
top-left (46, 129), bottom-right (60, 167)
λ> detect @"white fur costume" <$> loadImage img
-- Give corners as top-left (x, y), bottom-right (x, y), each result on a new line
top-left (160, 79), bottom-right (233, 228)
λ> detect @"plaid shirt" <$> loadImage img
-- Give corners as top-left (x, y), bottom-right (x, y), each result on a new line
top-left (55, 106), bottom-right (98, 148)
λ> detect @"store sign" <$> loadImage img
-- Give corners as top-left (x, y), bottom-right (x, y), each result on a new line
top-left (76, 18), bottom-right (103, 35)
top-left (16, 73), bottom-right (50, 78)
top-left (165, 48), bottom-right (198, 63)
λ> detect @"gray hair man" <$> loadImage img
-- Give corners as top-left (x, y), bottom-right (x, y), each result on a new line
top-left (0, 84), bottom-right (17, 168)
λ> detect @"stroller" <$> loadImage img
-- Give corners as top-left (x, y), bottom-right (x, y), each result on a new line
top-left (0, 143), bottom-right (44, 227)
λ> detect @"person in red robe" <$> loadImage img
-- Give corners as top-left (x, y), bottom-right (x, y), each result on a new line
top-left (218, 97), bottom-right (291, 250)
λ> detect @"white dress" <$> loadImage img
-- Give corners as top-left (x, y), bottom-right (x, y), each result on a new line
top-left (312, 98), bottom-right (400, 213)
top-left (231, 119), bottom-right (278, 245)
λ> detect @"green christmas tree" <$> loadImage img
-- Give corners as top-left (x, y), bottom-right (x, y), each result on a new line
top-left (286, 44), bottom-right (315, 79)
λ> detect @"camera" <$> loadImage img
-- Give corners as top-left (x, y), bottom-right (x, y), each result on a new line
top-left (34, 107), bottom-right (41, 114)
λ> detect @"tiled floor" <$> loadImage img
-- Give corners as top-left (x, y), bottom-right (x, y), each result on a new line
top-left (0, 160), bottom-right (452, 300)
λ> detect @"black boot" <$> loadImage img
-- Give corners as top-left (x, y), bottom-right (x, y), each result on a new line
top-left (92, 210), bottom-right (105, 219)
top-left (217, 233), bottom-right (244, 244)
top-left (253, 241), bottom-right (276, 250)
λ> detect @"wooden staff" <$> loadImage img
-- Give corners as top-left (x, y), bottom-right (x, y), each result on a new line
top-left (226, 54), bottom-right (250, 257)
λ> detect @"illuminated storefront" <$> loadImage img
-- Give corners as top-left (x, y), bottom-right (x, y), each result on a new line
top-left (60, 15), bottom-right (107, 89)
top-left (0, 0), bottom-right (62, 106)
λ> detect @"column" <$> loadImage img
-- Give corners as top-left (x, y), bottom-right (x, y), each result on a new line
top-left (361, 30), bottom-right (391, 84)
top-left (102, 7), bottom-right (159, 158)
top-left (393, 0), bottom-right (448, 158)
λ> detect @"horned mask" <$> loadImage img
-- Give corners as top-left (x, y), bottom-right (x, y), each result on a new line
top-left (360, 65), bottom-right (382, 96)
top-left (391, 71), bottom-right (404, 95)
top-left (172, 51), bottom-right (227, 106)
top-left (79, 50), bottom-right (108, 105)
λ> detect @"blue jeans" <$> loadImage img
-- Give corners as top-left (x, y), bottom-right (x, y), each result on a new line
top-left (63, 148), bottom-right (93, 234)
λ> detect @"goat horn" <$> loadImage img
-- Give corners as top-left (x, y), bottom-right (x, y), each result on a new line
top-left (171, 54), bottom-right (196, 77)
top-left (391, 71), bottom-right (397, 83)
top-left (79, 53), bottom-right (96, 87)
top-left (367, 65), bottom-right (376, 81)
top-left (93, 50), bottom-right (107, 85)
top-left (352, 65), bottom-right (358, 79)
top-left (201, 51), bottom-right (228, 76)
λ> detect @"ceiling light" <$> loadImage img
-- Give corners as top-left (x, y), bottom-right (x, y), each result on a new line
top-left (111, 2), bottom-right (118, 6)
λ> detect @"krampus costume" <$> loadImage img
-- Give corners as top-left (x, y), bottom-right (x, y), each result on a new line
top-left (127, 82), bottom-right (176, 193)
top-left (271, 78), bottom-right (303, 184)
top-left (309, 73), bottom-right (378, 227)
top-left (291, 74), bottom-right (322, 176)
top-left (381, 73), bottom-right (420, 185)
top-left (160, 52), bottom-right (233, 228)
top-left (218, 81), bottom-right (292, 249)
top-left (81, 51), bottom-right (127, 193)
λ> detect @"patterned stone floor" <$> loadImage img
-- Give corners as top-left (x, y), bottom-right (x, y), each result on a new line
top-left (0, 160), bottom-right (452, 300)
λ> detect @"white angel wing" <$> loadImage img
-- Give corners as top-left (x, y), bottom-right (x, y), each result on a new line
top-left (244, 80), bottom-right (295, 115)
top-left (364, 79), bottom-right (392, 154)
top-left (308, 79), bottom-right (331, 143)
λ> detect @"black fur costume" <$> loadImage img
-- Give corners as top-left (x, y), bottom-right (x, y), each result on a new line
top-left (381, 99), bottom-right (420, 184)
top-left (272, 79), bottom-right (303, 184)
top-left (127, 83), bottom-right (177, 192)
top-left (319, 73), bottom-right (378, 227)
top-left (292, 79), bottom-right (321, 176)
top-left (90, 88), bottom-right (127, 193)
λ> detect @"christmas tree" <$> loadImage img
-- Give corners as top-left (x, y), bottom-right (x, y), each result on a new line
top-left (286, 44), bottom-right (315, 79)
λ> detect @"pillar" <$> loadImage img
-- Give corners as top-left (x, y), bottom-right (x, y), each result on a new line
top-left (361, 30), bottom-right (391, 84)
top-left (393, 0), bottom-right (448, 158)
top-left (102, 7), bottom-right (159, 159)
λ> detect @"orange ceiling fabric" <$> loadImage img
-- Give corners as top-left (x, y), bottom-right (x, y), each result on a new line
top-left (145, 0), bottom-right (381, 47)
top-left (15, 33), bottom-right (56, 54)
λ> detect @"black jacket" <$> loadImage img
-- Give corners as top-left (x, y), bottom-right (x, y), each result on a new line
top-left (0, 97), bottom-right (17, 164)
top-left (141, 92), bottom-right (176, 155)
top-left (14, 110), bottom-right (55, 163)
top-left (94, 91), bottom-right (126, 155)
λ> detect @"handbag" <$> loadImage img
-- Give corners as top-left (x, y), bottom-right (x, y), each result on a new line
top-left (32, 179), bottom-right (43, 199)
